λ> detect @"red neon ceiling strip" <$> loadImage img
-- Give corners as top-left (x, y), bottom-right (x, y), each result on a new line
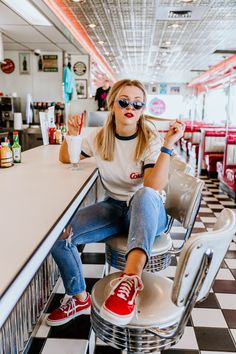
top-left (188, 54), bottom-right (236, 87)
top-left (200, 70), bottom-right (232, 87)
top-left (44, 0), bottom-right (116, 82)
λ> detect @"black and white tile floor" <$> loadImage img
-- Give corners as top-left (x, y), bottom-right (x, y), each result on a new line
top-left (25, 176), bottom-right (236, 354)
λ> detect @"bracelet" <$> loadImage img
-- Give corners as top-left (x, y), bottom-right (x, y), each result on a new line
top-left (160, 146), bottom-right (174, 156)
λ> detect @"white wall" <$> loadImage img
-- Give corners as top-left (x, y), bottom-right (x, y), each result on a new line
top-left (68, 54), bottom-right (99, 116)
top-left (204, 87), bottom-right (228, 124)
top-left (0, 51), bottom-right (63, 116)
top-left (145, 82), bottom-right (192, 96)
top-left (69, 98), bottom-right (97, 115)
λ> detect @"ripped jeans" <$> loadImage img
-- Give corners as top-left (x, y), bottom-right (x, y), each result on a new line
top-left (51, 186), bottom-right (168, 296)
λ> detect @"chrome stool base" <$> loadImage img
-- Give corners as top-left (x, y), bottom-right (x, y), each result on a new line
top-left (92, 210), bottom-right (236, 354)
top-left (105, 244), bottom-right (172, 272)
top-left (91, 306), bottom-right (183, 353)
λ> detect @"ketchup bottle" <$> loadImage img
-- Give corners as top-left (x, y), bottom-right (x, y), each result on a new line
top-left (49, 120), bottom-right (56, 144)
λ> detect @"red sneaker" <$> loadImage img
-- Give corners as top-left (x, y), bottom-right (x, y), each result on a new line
top-left (100, 273), bottom-right (143, 325)
top-left (47, 293), bottom-right (91, 326)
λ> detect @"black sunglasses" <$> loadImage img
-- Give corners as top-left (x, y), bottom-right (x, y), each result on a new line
top-left (116, 99), bottom-right (145, 110)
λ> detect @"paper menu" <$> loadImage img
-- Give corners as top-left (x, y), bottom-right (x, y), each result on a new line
top-left (39, 112), bottom-right (49, 145)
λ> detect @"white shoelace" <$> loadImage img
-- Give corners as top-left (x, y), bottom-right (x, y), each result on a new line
top-left (110, 274), bottom-right (144, 305)
top-left (59, 297), bottom-right (78, 316)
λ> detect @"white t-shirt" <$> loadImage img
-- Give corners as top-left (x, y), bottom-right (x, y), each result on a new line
top-left (81, 128), bottom-right (162, 202)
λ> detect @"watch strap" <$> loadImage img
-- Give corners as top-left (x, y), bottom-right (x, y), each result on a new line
top-left (160, 146), bottom-right (174, 156)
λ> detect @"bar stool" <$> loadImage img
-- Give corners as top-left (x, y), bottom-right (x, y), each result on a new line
top-left (169, 155), bottom-right (192, 175)
top-left (90, 209), bottom-right (236, 353)
top-left (105, 171), bottom-right (204, 273)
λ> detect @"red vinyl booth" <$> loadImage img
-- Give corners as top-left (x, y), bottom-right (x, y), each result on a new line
top-left (202, 130), bottom-right (226, 176)
top-left (217, 134), bottom-right (236, 199)
top-left (182, 122), bottom-right (226, 163)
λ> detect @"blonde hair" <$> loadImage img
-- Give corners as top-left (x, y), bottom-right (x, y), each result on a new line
top-left (95, 79), bottom-right (156, 161)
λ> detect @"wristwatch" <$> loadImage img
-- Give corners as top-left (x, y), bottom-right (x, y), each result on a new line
top-left (160, 146), bottom-right (174, 156)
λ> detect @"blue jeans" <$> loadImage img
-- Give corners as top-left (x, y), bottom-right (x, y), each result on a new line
top-left (51, 187), bottom-right (168, 296)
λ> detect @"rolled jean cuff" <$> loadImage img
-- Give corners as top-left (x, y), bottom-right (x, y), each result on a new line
top-left (66, 286), bottom-right (86, 297)
top-left (63, 276), bottom-right (87, 296)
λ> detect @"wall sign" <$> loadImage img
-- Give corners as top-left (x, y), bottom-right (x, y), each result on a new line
top-left (19, 53), bottom-right (30, 75)
top-left (148, 97), bottom-right (166, 115)
top-left (1, 58), bottom-right (15, 74)
top-left (75, 79), bottom-right (87, 99)
top-left (73, 61), bottom-right (87, 76)
top-left (42, 55), bottom-right (58, 72)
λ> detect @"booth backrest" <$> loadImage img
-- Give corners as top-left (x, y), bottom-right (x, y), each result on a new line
top-left (192, 132), bottom-right (201, 144)
top-left (227, 135), bottom-right (236, 144)
top-left (205, 135), bottom-right (226, 153)
top-left (226, 144), bottom-right (236, 166)
top-left (184, 132), bottom-right (192, 140)
top-left (205, 131), bottom-right (226, 136)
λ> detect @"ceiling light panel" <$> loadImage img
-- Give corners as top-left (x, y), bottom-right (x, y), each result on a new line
top-left (63, 0), bottom-right (236, 83)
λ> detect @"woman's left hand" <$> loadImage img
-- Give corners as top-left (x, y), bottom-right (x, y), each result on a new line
top-left (163, 120), bottom-right (185, 148)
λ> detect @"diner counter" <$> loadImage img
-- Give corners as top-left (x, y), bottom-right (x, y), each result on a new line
top-left (0, 144), bottom-right (98, 327)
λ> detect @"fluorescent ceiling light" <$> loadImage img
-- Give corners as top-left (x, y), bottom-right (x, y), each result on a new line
top-left (168, 23), bottom-right (182, 28)
top-left (3, 0), bottom-right (52, 26)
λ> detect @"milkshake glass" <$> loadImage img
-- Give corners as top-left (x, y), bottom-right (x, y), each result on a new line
top-left (66, 135), bottom-right (82, 170)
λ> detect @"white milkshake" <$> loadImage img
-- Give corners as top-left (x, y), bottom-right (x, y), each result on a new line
top-left (66, 135), bottom-right (82, 164)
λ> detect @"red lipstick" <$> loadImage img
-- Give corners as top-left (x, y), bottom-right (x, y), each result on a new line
top-left (124, 113), bottom-right (134, 118)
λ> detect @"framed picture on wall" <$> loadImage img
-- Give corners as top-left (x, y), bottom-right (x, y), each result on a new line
top-left (151, 85), bottom-right (157, 93)
top-left (170, 86), bottom-right (180, 94)
top-left (19, 53), bottom-right (30, 74)
top-left (159, 83), bottom-right (167, 95)
top-left (75, 79), bottom-right (87, 99)
top-left (42, 55), bottom-right (58, 72)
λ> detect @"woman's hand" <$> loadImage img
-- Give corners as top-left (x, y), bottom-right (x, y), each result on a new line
top-left (163, 120), bottom-right (185, 149)
top-left (67, 114), bottom-right (82, 136)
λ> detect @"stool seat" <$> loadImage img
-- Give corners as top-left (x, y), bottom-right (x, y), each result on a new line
top-left (105, 171), bottom-right (204, 274)
top-left (92, 271), bottom-right (184, 328)
top-left (106, 233), bottom-right (173, 272)
top-left (106, 232), bottom-right (172, 256)
top-left (91, 209), bottom-right (236, 354)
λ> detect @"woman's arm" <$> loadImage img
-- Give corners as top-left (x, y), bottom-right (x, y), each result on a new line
top-left (144, 120), bottom-right (185, 190)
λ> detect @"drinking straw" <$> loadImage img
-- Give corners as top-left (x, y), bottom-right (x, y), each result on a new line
top-left (78, 112), bottom-right (84, 135)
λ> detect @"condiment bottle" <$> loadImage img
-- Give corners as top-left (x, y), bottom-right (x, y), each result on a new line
top-left (12, 131), bottom-right (21, 163)
top-left (48, 120), bottom-right (56, 144)
top-left (55, 129), bottom-right (62, 144)
top-left (60, 123), bottom-right (67, 141)
top-left (0, 142), bottom-right (13, 167)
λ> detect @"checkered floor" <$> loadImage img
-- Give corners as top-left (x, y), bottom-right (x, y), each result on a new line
top-left (25, 175), bottom-right (236, 354)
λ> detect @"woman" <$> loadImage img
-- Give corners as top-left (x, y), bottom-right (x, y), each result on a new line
top-left (47, 79), bottom-right (184, 327)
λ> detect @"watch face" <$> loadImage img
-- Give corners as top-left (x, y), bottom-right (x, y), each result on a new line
top-left (73, 61), bottom-right (87, 76)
